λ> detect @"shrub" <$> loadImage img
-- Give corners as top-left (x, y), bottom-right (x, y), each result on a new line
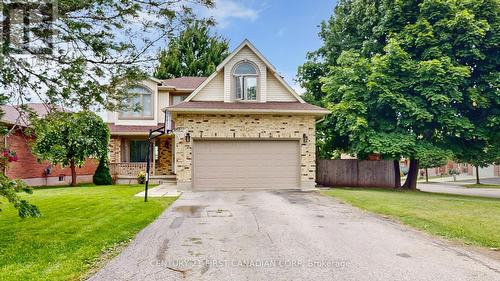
top-left (137, 171), bottom-right (146, 184)
top-left (93, 157), bottom-right (112, 185)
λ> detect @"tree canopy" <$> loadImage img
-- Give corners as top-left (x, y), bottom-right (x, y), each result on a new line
top-left (31, 111), bottom-right (110, 186)
top-left (154, 21), bottom-right (229, 79)
top-left (298, 0), bottom-right (499, 189)
top-left (0, 0), bottom-right (215, 111)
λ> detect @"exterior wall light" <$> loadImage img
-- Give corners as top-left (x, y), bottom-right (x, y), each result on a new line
top-left (185, 133), bottom-right (191, 142)
top-left (303, 133), bottom-right (308, 143)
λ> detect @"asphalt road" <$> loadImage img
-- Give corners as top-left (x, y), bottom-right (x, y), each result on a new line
top-left (418, 177), bottom-right (500, 198)
top-left (90, 191), bottom-right (500, 281)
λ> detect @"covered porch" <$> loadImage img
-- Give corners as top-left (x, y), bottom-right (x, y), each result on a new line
top-left (108, 134), bottom-right (175, 184)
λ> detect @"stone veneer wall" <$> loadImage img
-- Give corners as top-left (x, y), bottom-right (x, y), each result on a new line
top-left (108, 137), bottom-right (121, 163)
top-left (156, 137), bottom-right (173, 175)
top-left (173, 113), bottom-right (316, 189)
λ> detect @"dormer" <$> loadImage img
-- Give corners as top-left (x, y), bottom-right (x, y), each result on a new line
top-left (185, 39), bottom-right (304, 104)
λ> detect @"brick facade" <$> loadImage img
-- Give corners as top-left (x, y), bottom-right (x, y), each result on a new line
top-left (173, 113), bottom-right (316, 189)
top-left (5, 129), bottom-right (98, 186)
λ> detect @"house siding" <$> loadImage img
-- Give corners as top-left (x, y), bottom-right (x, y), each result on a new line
top-left (192, 72), bottom-right (224, 101)
top-left (173, 113), bottom-right (316, 189)
top-left (266, 70), bottom-right (298, 102)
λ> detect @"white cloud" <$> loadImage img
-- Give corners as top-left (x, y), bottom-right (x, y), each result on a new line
top-left (203, 0), bottom-right (259, 28)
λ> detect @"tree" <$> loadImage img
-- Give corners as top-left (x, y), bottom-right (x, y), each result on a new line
top-left (454, 140), bottom-right (499, 184)
top-left (417, 144), bottom-right (452, 182)
top-left (0, 97), bottom-right (40, 218)
top-left (299, 0), bottom-right (499, 189)
top-left (93, 157), bottom-right (113, 185)
top-left (1, 0), bottom-right (215, 111)
top-left (31, 111), bottom-right (110, 186)
top-left (154, 21), bottom-right (229, 79)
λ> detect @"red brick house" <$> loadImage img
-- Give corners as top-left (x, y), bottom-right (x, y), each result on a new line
top-left (1, 103), bottom-right (98, 186)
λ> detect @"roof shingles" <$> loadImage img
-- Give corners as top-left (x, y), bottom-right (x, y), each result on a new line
top-left (161, 77), bottom-right (207, 89)
top-left (167, 101), bottom-right (330, 115)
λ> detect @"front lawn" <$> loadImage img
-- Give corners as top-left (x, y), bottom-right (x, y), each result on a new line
top-left (322, 188), bottom-right (500, 248)
top-left (463, 183), bottom-right (500, 189)
top-left (0, 184), bottom-right (176, 281)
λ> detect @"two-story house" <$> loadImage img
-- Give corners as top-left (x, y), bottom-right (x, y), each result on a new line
top-left (107, 40), bottom-right (329, 190)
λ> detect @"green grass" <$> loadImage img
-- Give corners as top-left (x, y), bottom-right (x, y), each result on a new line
top-left (463, 183), bottom-right (500, 189)
top-left (0, 184), bottom-right (176, 281)
top-left (322, 188), bottom-right (500, 248)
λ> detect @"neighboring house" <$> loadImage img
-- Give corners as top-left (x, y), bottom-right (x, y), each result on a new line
top-left (1, 103), bottom-right (98, 186)
top-left (420, 162), bottom-right (500, 178)
top-left (107, 40), bottom-right (329, 190)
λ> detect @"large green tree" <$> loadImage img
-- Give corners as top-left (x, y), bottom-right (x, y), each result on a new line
top-left (154, 21), bottom-right (229, 79)
top-left (299, 0), bottom-right (499, 189)
top-left (31, 111), bottom-right (110, 187)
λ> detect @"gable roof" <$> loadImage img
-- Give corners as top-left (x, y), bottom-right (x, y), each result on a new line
top-left (184, 39), bottom-right (305, 103)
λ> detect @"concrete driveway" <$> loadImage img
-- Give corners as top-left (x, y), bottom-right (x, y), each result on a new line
top-left (90, 191), bottom-right (500, 281)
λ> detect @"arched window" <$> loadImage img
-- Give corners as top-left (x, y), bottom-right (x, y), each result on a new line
top-left (120, 85), bottom-right (153, 119)
top-left (233, 62), bottom-right (258, 100)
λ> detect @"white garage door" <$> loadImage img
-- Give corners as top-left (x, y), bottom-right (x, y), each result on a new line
top-left (193, 140), bottom-right (300, 190)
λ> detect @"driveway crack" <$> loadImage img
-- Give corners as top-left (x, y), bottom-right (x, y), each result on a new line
top-left (251, 210), bottom-right (261, 232)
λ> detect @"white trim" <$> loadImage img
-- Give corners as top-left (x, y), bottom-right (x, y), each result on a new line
top-left (148, 77), bottom-right (162, 83)
top-left (185, 39), bottom-right (304, 103)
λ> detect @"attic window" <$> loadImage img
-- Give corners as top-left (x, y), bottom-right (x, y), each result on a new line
top-left (233, 62), bottom-right (258, 101)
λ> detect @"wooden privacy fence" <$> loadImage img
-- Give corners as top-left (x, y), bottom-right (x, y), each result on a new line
top-left (317, 159), bottom-right (396, 188)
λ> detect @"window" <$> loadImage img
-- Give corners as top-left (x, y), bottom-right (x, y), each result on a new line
top-left (120, 86), bottom-right (153, 119)
top-left (129, 140), bottom-right (148, 162)
top-left (233, 62), bottom-right (258, 101)
top-left (171, 95), bottom-right (187, 106)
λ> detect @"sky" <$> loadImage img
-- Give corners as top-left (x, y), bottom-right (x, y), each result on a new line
top-left (198, 0), bottom-right (337, 93)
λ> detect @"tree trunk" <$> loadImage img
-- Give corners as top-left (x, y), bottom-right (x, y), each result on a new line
top-left (475, 166), bottom-right (480, 185)
top-left (70, 158), bottom-right (77, 187)
top-left (394, 159), bottom-right (401, 188)
top-left (425, 168), bottom-right (429, 182)
top-left (402, 159), bottom-right (419, 190)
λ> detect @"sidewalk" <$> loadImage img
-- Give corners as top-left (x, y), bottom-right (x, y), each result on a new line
top-left (134, 183), bottom-right (182, 198)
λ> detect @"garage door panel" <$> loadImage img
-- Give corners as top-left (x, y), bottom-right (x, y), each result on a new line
top-left (195, 158), bottom-right (298, 168)
top-left (193, 140), bottom-right (299, 190)
top-left (195, 167), bottom-right (297, 179)
top-left (199, 178), bottom-right (297, 189)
